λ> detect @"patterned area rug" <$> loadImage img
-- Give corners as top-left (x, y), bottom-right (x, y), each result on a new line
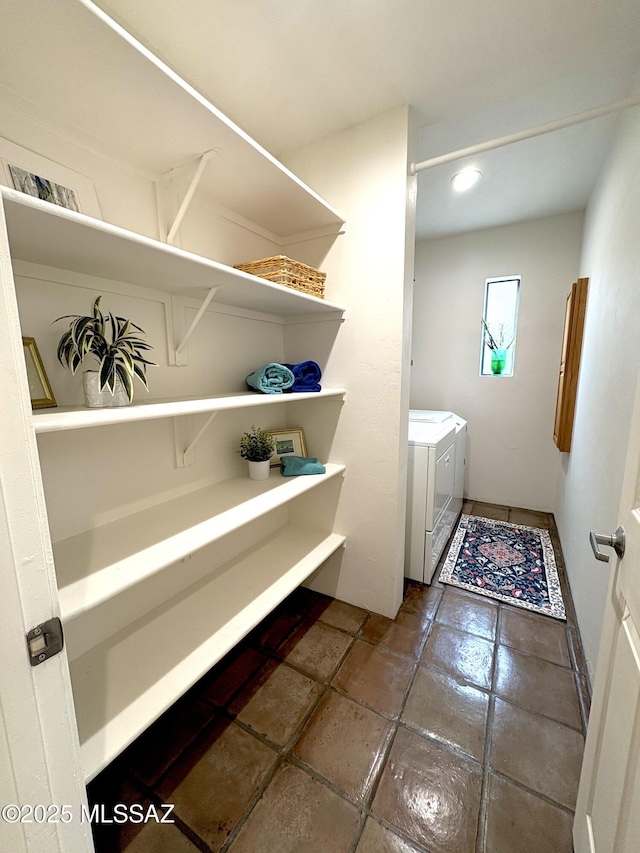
top-left (439, 515), bottom-right (566, 620)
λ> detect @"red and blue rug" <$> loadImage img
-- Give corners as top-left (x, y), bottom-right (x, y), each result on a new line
top-left (439, 515), bottom-right (566, 620)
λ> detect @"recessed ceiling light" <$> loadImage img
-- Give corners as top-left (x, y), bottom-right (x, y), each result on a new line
top-left (451, 168), bottom-right (482, 192)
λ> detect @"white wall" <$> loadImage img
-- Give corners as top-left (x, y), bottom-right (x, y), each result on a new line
top-left (411, 211), bottom-right (584, 510)
top-left (284, 106), bottom-right (415, 618)
top-left (555, 106), bottom-right (640, 680)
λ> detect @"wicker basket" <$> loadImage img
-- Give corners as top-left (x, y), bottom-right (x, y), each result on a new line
top-left (234, 255), bottom-right (326, 299)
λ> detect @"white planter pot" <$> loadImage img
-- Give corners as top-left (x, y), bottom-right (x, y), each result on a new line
top-left (248, 460), bottom-right (271, 480)
top-left (82, 370), bottom-right (131, 408)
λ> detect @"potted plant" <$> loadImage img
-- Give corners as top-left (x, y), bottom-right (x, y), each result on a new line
top-left (54, 296), bottom-right (156, 407)
top-left (238, 425), bottom-right (276, 480)
top-left (481, 319), bottom-right (515, 375)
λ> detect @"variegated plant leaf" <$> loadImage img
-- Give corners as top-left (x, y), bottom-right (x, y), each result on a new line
top-left (116, 318), bottom-right (131, 339)
top-left (116, 348), bottom-right (135, 374)
top-left (56, 333), bottom-right (72, 366)
top-left (132, 354), bottom-right (157, 366)
top-left (117, 316), bottom-right (144, 333)
top-left (98, 356), bottom-right (115, 393)
top-left (115, 363), bottom-right (134, 402)
top-left (132, 363), bottom-right (149, 390)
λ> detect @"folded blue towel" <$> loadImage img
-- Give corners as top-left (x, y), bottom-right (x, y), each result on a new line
top-left (283, 360), bottom-right (322, 392)
top-left (280, 455), bottom-right (326, 476)
top-left (246, 363), bottom-right (295, 394)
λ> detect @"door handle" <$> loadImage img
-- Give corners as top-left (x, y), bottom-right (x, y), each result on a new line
top-left (589, 526), bottom-right (626, 563)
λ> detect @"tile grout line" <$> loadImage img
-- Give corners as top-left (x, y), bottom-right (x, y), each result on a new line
top-left (488, 766), bottom-right (577, 816)
top-left (344, 616), bottom-right (431, 851)
top-left (475, 600), bottom-right (502, 853)
top-left (548, 512), bottom-right (592, 734)
top-left (345, 811), bottom-right (369, 853)
top-left (494, 638), bottom-right (575, 670)
top-left (347, 606), bottom-right (438, 850)
top-left (341, 598), bottom-right (441, 849)
top-left (217, 755), bottom-right (285, 853)
top-left (476, 693), bottom-right (496, 853)
top-left (138, 782), bottom-right (219, 853)
top-left (358, 814), bottom-right (435, 853)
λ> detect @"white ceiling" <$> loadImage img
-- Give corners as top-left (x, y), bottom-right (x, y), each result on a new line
top-left (95, 0), bottom-right (640, 240)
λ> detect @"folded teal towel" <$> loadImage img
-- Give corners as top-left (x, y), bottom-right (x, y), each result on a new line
top-left (246, 362), bottom-right (295, 394)
top-left (280, 455), bottom-right (326, 476)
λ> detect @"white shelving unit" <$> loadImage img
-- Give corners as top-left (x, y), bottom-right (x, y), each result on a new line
top-left (4, 182), bottom-right (349, 777)
top-left (57, 463), bottom-right (346, 628)
top-left (0, 0), bottom-right (349, 808)
top-left (59, 463), bottom-right (347, 781)
top-left (2, 188), bottom-right (346, 318)
top-left (33, 388), bottom-right (347, 433)
top-left (72, 525), bottom-right (346, 781)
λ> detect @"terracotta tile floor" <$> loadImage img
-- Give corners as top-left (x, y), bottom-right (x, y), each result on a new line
top-left (88, 502), bottom-right (589, 853)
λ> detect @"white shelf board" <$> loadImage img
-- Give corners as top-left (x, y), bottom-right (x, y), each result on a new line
top-left (0, 0), bottom-right (344, 239)
top-left (2, 189), bottom-right (346, 316)
top-left (33, 388), bottom-right (346, 434)
top-left (55, 464), bottom-right (345, 623)
top-left (70, 524), bottom-right (346, 780)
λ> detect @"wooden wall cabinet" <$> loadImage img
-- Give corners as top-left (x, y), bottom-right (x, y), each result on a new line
top-left (554, 277), bottom-right (588, 452)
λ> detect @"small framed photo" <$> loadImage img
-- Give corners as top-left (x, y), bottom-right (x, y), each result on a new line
top-left (267, 427), bottom-right (307, 467)
top-left (22, 337), bottom-right (56, 409)
top-left (0, 136), bottom-right (102, 219)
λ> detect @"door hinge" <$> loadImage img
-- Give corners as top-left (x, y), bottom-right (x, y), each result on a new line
top-left (26, 618), bottom-right (64, 666)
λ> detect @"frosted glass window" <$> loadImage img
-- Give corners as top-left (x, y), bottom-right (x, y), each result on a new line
top-left (480, 276), bottom-right (520, 376)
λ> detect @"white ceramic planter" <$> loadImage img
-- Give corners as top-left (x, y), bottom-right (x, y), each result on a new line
top-left (248, 460), bottom-right (271, 480)
top-left (82, 370), bottom-right (131, 408)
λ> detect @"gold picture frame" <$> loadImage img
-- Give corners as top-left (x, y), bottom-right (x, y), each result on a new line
top-left (22, 337), bottom-right (56, 409)
top-left (267, 427), bottom-right (307, 467)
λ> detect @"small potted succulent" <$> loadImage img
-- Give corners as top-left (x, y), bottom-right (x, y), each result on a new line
top-left (238, 425), bottom-right (276, 480)
top-left (54, 296), bottom-right (156, 407)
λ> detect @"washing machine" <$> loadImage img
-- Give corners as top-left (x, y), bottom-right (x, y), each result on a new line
top-left (405, 410), bottom-right (467, 584)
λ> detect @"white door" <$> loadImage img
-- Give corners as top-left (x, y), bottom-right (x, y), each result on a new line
top-left (573, 370), bottom-right (640, 852)
top-left (0, 202), bottom-right (92, 852)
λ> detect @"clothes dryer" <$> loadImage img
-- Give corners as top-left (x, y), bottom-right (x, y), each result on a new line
top-left (405, 410), bottom-right (467, 583)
